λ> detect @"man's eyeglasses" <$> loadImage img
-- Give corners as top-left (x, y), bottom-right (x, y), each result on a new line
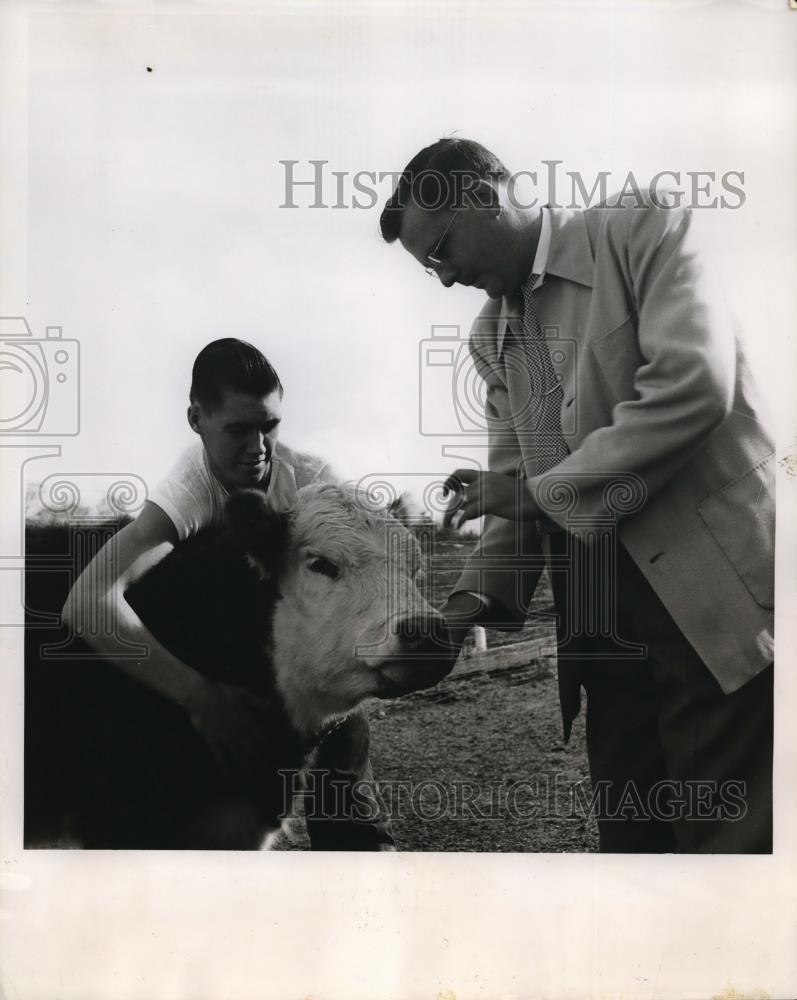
top-left (424, 209), bottom-right (461, 277)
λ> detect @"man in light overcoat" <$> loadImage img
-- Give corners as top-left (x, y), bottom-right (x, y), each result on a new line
top-left (381, 137), bottom-right (774, 853)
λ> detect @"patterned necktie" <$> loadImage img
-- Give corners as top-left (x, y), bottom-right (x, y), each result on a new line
top-left (520, 273), bottom-right (570, 474)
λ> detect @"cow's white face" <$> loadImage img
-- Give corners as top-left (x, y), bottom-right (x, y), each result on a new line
top-left (256, 484), bottom-right (455, 737)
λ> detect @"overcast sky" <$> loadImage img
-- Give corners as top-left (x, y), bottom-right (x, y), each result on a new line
top-left (4, 0), bottom-right (796, 515)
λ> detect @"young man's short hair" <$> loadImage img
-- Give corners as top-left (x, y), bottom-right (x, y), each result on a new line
top-left (379, 137), bottom-right (509, 244)
top-left (190, 338), bottom-right (283, 412)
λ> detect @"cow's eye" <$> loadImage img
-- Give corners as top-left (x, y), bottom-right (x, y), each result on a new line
top-left (307, 555), bottom-right (340, 580)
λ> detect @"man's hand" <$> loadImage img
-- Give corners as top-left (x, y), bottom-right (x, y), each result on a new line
top-left (442, 469), bottom-right (541, 527)
top-left (184, 679), bottom-right (272, 784)
top-left (439, 591), bottom-right (491, 652)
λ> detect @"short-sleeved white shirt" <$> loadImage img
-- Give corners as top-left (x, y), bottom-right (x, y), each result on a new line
top-left (149, 440), bottom-right (335, 540)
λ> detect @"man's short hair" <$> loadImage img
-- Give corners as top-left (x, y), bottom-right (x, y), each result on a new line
top-left (379, 137), bottom-right (509, 244)
top-left (190, 338), bottom-right (283, 411)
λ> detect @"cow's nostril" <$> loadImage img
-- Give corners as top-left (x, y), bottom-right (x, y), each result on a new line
top-left (395, 614), bottom-right (453, 653)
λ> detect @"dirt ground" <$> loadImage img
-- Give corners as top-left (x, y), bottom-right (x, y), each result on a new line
top-left (367, 657), bottom-right (599, 852)
top-left (280, 657), bottom-right (598, 853)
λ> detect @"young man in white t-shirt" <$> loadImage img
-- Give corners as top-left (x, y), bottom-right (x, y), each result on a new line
top-left (62, 338), bottom-right (394, 849)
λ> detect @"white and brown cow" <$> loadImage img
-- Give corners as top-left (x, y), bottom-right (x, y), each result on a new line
top-left (24, 483), bottom-right (456, 850)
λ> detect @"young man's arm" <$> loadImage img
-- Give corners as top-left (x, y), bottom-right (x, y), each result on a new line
top-left (61, 500), bottom-right (269, 776)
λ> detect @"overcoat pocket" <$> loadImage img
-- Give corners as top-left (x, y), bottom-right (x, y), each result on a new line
top-left (696, 453), bottom-right (775, 609)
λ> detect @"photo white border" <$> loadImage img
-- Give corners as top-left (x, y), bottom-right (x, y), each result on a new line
top-left (1, 3), bottom-right (796, 998)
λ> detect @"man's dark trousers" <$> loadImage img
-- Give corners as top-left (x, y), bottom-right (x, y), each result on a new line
top-left (549, 531), bottom-right (773, 854)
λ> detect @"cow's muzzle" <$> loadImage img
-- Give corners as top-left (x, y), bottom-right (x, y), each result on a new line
top-left (375, 613), bottom-right (458, 697)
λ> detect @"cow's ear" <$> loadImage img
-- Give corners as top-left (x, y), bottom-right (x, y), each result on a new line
top-left (223, 490), bottom-right (291, 581)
